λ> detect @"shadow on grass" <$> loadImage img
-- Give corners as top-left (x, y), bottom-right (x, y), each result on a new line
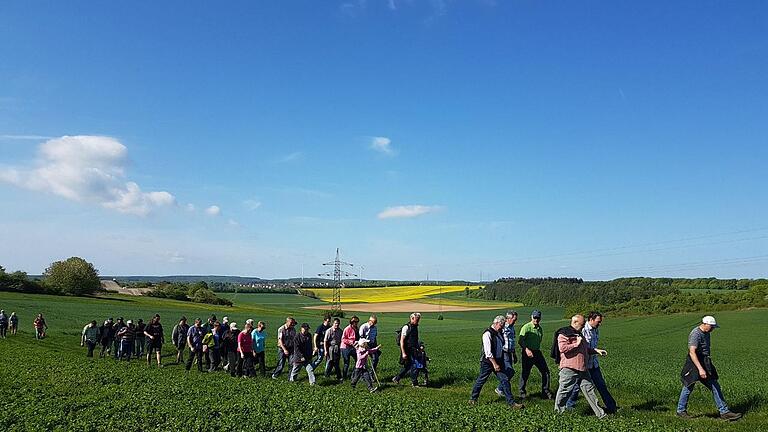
top-left (632, 399), bottom-right (671, 412)
top-left (731, 394), bottom-right (766, 414)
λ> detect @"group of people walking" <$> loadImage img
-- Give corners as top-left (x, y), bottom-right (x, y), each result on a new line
top-left (469, 310), bottom-right (743, 421)
top-left (0, 310), bottom-right (45, 339)
top-left (79, 311), bottom-right (430, 394)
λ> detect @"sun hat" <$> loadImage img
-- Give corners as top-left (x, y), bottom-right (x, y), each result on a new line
top-left (702, 316), bottom-right (719, 328)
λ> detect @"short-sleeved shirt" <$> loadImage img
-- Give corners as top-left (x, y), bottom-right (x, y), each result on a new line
top-left (359, 322), bottom-right (378, 346)
top-left (315, 323), bottom-right (330, 348)
top-left (688, 326), bottom-right (710, 357)
top-left (238, 330), bottom-right (253, 353)
top-left (324, 327), bottom-right (342, 347)
top-left (252, 329), bottom-right (266, 353)
top-left (519, 322), bottom-right (543, 351)
top-left (145, 323), bottom-right (163, 340)
top-left (82, 325), bottom-right (100, 343)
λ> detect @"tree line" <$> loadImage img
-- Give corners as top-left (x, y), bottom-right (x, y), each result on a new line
top-left (473, 277), bottom-right (768, 316)
top-left (1, 258), bottom-right (232, 306)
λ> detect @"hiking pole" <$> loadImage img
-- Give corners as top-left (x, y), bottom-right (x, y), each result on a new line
top-left (371, 366), bottom-right (381, 387)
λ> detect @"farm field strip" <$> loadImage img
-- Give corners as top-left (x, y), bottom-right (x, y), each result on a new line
top-left (305, 285), bottom-right (482, 303)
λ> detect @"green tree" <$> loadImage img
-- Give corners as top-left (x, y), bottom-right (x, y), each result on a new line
top-left (43, 257), bottom-right (101, 296)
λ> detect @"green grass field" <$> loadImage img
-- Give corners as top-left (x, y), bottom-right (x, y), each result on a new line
top-left (0, 291), bottom-right (764, 431)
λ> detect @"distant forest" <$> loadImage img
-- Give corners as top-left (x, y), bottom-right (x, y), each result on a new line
top-left (473, 277), bottom-right (768, 316)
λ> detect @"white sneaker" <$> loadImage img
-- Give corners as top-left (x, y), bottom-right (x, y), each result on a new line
top-left (495, 388), bottom-right (504, 397)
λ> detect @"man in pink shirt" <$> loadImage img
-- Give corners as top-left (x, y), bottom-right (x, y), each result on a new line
top-left (340, 316), bottom-right (360, 382)
top-left (554, 314), bottom-right (607, 418)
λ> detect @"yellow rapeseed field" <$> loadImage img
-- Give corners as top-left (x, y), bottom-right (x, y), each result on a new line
top-left (305, 285), bottom-right (482, 303)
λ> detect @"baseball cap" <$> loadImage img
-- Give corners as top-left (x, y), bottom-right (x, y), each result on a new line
top-left (301, 323), bottom-right (310, 330)
top-left (126, 320), bottom-right (133, 325)
top-left (531, 310), bottom-right (542, 319)
top-left (702, 316), bottom-right (719, 328)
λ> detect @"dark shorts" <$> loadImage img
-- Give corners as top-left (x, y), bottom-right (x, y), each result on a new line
top-left (146, 339), bottom-right (162, 352)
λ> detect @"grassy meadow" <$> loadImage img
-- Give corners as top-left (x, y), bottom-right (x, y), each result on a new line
top-left (0, 291), bottom-right (765, 431)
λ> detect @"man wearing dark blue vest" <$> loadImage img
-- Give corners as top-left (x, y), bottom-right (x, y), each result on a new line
top-left (469, 315), bottom-right (524, 409)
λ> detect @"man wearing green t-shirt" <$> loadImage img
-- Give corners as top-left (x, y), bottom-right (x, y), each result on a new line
top-left (518, 310), bottom-right (553, 399)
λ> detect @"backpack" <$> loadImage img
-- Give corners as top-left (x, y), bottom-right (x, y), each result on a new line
top-left (395, 323), bottom-right (408, 346)
top-left (550, 326), bottom-right (578, 364)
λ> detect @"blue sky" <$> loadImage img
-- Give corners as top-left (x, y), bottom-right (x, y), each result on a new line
top-left (1, 1), bottom-right (767, 280)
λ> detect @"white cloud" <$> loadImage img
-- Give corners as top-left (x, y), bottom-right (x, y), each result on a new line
top-left (205, 205), bottom-right (221, 216)
top-left (377, 205), bottom-right (442, 219)
top-left (276, 151), bottom-right (303, 163)
top-left (369, 136), bottom-right (395, 155)
top-left (243, 199), bottom-right (262, 211)
top-left (185, 203), bottom-right (196, 212)
top-left (227, 219), bottom-right (241, 228)
top-left (0, 135), bottom-right (176, 216)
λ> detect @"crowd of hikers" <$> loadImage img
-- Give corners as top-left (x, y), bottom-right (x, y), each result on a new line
top-left (77, 312), bottom-right (429, 393)
top-left (470, 310), bottom-right (743, 422)
top-left (0, 310), bottom-right (45, 339)
top-left (0, 307), bottom-right (744, 421)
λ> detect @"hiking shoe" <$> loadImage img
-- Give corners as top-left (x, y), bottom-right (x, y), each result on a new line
top-left (494, 388), bottom-right (504, 397)
top-left (392, 377), bottom-right (400, 385)
top-left (509, 403), bottom-right (524, 410)
top-left (676, 411), bottom-right (693, 420)
top-left (543, 392), bottom-right (554, 400)
top-left (369, 387), bottom-right (378, 393)
top-left (720, 412), bottom-right (743, 421)
top-left (468, 399), bottom-right (477, 406)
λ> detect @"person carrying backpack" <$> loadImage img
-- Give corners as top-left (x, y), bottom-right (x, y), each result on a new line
top-left (392, 312), bottom-right (421, 387)
top-left (553, 315), bottom-right (607, 418)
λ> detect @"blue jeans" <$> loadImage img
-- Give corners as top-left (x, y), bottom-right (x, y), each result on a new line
top-left (471, 360), bottom-right (515, 405)
top-left (342, 346), bottom-right (357, 380)
top-left (496, 351), bottom-right (516, 394)
top-left (370, 349), bottom-right (381, 370)
top-left (311, 348), bottom-right (325, 371)
top-left (272, 349), bottom-right (289, 377)
top-left (119, 339), bottom-right (133, 360)
top-left (566, 366), bottom-right (617, 412)
top-left (677, 378), bottom-right (729, 414)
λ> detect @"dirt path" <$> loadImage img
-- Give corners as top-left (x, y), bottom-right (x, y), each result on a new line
top-left (303, 300), bottom-right (504, 313)
top-left (100, 280), bottom-right (152, 296)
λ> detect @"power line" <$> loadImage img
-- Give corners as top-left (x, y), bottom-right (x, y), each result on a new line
top-left (318, 248), bottom-right (356, 315)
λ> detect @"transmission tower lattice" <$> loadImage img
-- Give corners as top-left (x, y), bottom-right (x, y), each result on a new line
top-left (318, 248), bottom-right (356, 315)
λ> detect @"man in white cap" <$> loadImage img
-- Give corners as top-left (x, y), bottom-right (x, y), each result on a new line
top-left (676, 315), bottom-right (742, 421)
